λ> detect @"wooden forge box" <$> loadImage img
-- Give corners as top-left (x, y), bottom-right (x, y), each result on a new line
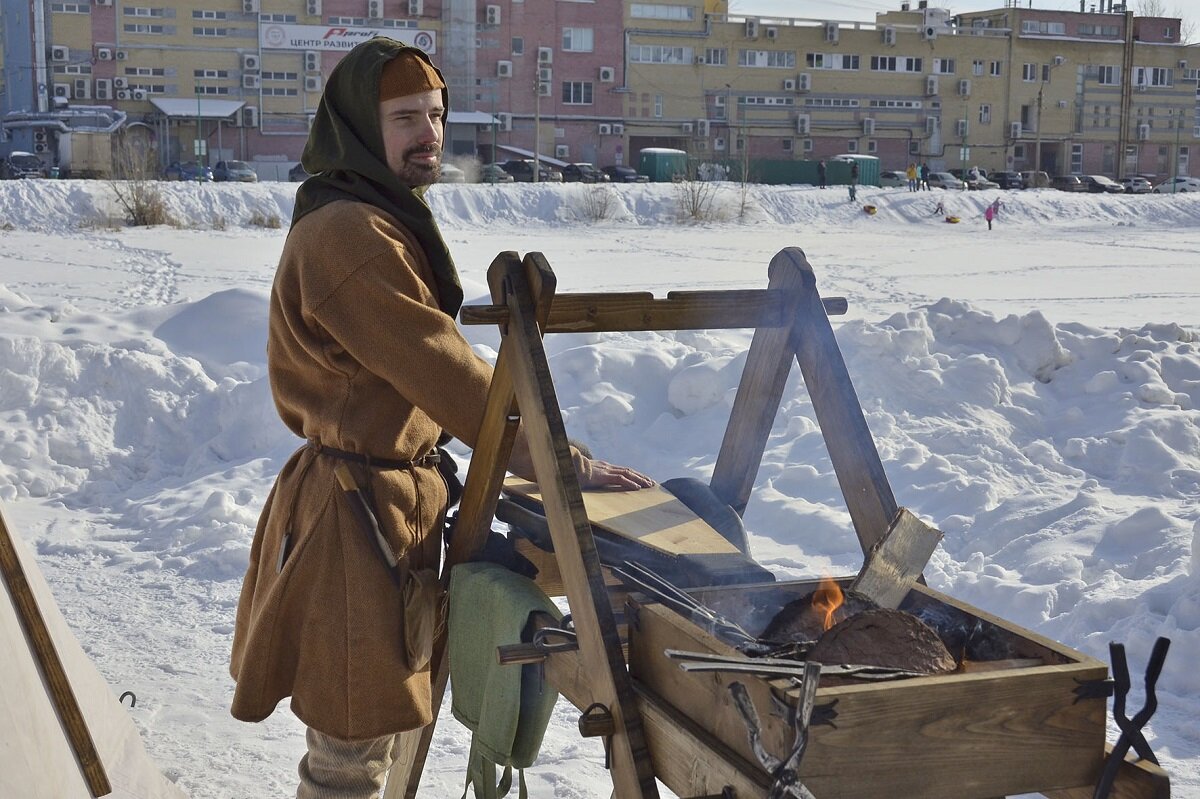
top-left (627, 577), bottom-right (1109, 799)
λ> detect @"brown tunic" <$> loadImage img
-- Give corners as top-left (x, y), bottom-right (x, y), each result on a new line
top-left (229, 200), bottom-right (496, 738)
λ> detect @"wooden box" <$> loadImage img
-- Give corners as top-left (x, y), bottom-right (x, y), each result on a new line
top-left (627, 578), bottom-right (1109, 799)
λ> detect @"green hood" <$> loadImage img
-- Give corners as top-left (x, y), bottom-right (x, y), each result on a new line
top-left (291, 38), bottom-right (462, 317)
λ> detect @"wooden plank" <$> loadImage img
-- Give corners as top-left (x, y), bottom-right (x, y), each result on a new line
top-left (460, 290), bottom-right (848, 332)
top-left (1041, 745), bottom-right (1170, 799)
top-left (710, 251), bottom-right (812, 515)
top-left (501, 256), bottom-right (660, 798)
top-left (849, 507), bottom-right (943, 609)
top-left (784, 246), bottom-right (899, 554)
top-left (504, 478), bottom-right (740, 556)
top-left (0, 509), bottom-right (112, 798)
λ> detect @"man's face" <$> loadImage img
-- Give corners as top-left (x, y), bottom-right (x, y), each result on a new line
top-left (378, 89), bottom-right (444, 187)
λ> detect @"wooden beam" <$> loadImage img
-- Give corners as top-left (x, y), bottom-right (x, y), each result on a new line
top-left (849, 507), bottom-right (943, 609)
top-left (1041, 745), bottom-right (1170, 799)
top-left (0, 509), bottom-right (112, 797)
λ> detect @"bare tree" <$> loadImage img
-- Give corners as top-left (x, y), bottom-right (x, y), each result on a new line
top-left (107, 138), bottom-right (172, 227)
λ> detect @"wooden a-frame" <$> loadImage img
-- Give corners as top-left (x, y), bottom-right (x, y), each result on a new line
top-left (385, 247), bottom-right (1169, 799)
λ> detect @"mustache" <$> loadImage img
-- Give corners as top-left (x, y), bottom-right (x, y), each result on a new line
top-left (403, 144), bottom-right (441, 160)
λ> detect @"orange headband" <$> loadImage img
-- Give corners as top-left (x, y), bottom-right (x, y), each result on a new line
top-left (379, 51), bottom-right (445, 100)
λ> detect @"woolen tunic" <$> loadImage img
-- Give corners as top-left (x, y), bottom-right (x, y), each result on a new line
top-left (229, 199), bottom-right (495, 738)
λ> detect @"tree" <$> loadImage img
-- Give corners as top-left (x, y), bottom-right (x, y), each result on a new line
top-left (1134, 0), bottom-right (1196, 43)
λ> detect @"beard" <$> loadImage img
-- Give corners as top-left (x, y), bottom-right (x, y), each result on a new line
top-left (396, 144), bottom-right (442, 187)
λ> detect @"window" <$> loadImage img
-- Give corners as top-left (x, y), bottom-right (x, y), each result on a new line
top-left (742, 95), bottom-right (795, 106)
top-left (511, 37), bottom-right (523, 55)
top-left (846, 140), bottom-right (858, 152)
top-left (1022, 63), bottom-right (1038, 82)
top-left (933, 58), bottom-right (955, 74)
top-left (804, 97), bottom-right (860, 107)
top-left (870, 55), bottom-right (922, 72)
top-left (263, 87), bottom-right (299, 96)
top-left (1097, 65), bottom-right (1119, 86)
top-left (124, 6), bottom-right (164, 16)
top-left (806, 53), bottom-right (859, 70)
top-left (990, 61), bottom-right (1002, 76)
top-left (654, 94), bottom-right (663, 118)
top-left (195, 69), bottom-right (230, 78)
top-left (979, 104), bottom-right (991, 124)
top-left (50, 3), bottom-right (89, 13)
top-left (1149, 67), bottom-right (1173, 87)
top-left (562, 27), bottom-right (593, 53)
top-left (561, 81), bottom-right (593, 104)
top-left (123, 23), bottom-right (164, 33)
top-left (782, 139), bottom-right (793, 152)
top-left (194, 27), bottom-right (228, 36)
top-left (739, 49), bottom-right (797, 69)
top-left (1079, 23), bottom-right (1119, 36)
top-left (630, 3), bottom-right (694, 20)
top-left (1179, 145), bottom-right (1190, 175)
top-left (867, 139), bottom-right (877, 153)
top-left (705, 48), bottom-right (726, 66)
top-left (631, 45), bottom-right (693, 64)
top-left (1071, 143), bottom-right (1083, 174)
top-left (973, 59), bottom-right (984, 76)
top-left (1013, 144), bottom-right (1025, 159)
top-left (193, 10), bottom-right (227, 19)
top-left (263, 71), bottom-right (299, 80)
top-left (1022, 20), bottom-right (1065, 35)
top-left (869, 98), bottom-right (924, 109)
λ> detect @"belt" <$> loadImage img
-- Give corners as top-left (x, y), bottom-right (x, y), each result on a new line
top-left (307, 440), bottom-right (441, 470)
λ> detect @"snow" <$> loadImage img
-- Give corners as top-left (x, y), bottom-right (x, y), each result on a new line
top-left (1, 177), bottom-right (1197, 798)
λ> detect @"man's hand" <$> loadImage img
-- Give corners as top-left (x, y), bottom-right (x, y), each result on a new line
top-left (579, 459), bottom-right (656, 491)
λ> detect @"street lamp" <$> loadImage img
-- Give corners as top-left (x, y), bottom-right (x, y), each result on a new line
top-left (1034, 57), bottom-right (1065, 176)
top-left (194, 84), bottom-right (207, 171)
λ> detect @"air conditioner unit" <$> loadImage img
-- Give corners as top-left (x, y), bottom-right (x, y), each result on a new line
top-left (243, 53), bottom-right (260, 71)
top-left (367, 0), bottom-right (383, 18)
top-left (243, 0), bottom-right (260, 12)
top-left (34, 142), bottom-right (50, 153)
top-left (133, 89), bottom-right (147, 100)
top-left (33, 130), bottom-right (47, 143)
top-left (783, 78), bottom-right (796, 91)
top-left (598, 123), bottom-right (611, 135)
top-left (537, 47), bottom-right (553, 64)
top-left (305, 51), bottom-right (321, 72)
top-left (1010, 121), bottom-right (1022, 138)
top-left (862, 117), bottom-right (876, 135)
top-left (824, 22), bottom-right (839, 43)
top-left (538, 81), bottom-right (551, 97)
top-left (1179, 59), bottom-right (1188, 70)
top-left (1137, 123), bottom-right (1150, 140)
top-left (497, 60), bottom-right (512, 78)
top-left (715, 95), bottom-right (725, 106)
top-left (95, 78), bottom-right (112, 99)
top-left (926, 75), bottom-right (939, 95)
top-left (1053, 55), bottom-right (1065, 66)
top-left (681, 122), bottom-right (693, 133)
top-left (1057, 99), bottom-right (1068, 109)
top-left (956, 118), bottom-right (969, 137)
top-left (486, 4), bottom-right (501, 25)
top-left (538, 67), bottom-right (552, 82)
top-left (94, 0), bottom-right (112, 5)
top-left (599, 66), bottom-right (615, 83)
top-left (307, 0), bottom-right (322, 13)
top-left (696, 119), bottom-right (710, 136)
top-left (54, 84), bottom-right (71, 99)
top-left (51, 46), bottom-right (69, 62)
top-left (714, 136), bottom-right (726, 151)
top-left (114, 77), bottom-right (129, 89)
top-left (305, 75), bottom-right (323, 92)
top-left (555, 144), bottom-right (569, 158)
top-left (97, 47), bottom-right (113, 61)
top-left (922, 24), bottom-right (938, 40)
top-left (74, 78), bottom-right (91, 99)
top-left (745, 19), bottom-right (759, 38)
top-left (797, 73), bottom-right (811, 91)
top-left (925, 115), bottom-right (938, 135)
top-left (611, 123), bottom-right (624, 134)
top-left (958, 78), bottom-right (971, 96)
top-left (765, 26), bottom-right (778, 40)
top-left (883, 26), bottom-right (896, 45)
top-left (496, 112), bottom-right (512, 131)
top-left (116, 50), bottom-right (128, 60)
top-left (243, 74), bottom-right (260, 89)
top-left (117, 90), bottom-right (130, 100)
top-left (796, 114), bottom-right (810, 135)
top-left (242, 106), bottom-right (259, 128)
top-left (408, 0), bottom-right (423, 15)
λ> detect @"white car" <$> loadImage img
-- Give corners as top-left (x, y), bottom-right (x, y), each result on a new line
top-left (438, 162), bottom-right (467, 183)
top-left (1119, 176), bottom-right (1153, 194)
top-left (1151, 176), bottom-right (1200, 193)
top-left (927, 171), bottom-right (965, 190)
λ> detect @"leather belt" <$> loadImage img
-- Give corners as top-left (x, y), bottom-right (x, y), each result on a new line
top-left (307, 440), bottom-right (441, 470)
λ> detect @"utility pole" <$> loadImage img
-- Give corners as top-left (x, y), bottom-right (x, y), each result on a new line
top-left (1035, 57), bottom-right (1065, 176)
top-left (533, 58), bottom-right (541, 184)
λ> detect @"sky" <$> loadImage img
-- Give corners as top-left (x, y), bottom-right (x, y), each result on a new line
top-left (734, 0), bottom-right (1104, 21)
top-left (0, 176), bottom-right (1198, 799)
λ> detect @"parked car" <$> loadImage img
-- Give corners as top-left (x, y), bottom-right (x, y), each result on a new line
top-left (1119, 176), bottom-right (1153, 194)
top-left (1020, 170), bottom-right (1051, 189)
top-left (479, 163), bottom-right (514, 183)
top-left (601, 165), bottom-right (649, 183)
top-left (966, 175), bottom-right (1000, 190)
top-left (1051, 174), bottom-right (1085, 192)
top-left (990, 170), bottom-right (1024, 190)
top-left (438, 162), bottom-right (466, 183)
top-left (0, 151), bottom-right (47, 179)
top-left (211, 160), bottom-right (258, 182)
top-left (1151, 176), bottom-right (1200, 193)
top-left (879, 170), bottom-right (907, 188)
top-left (164, 161), bottom-right (214, 182)
top-left (926, 171), bottom-right (965, 190)
top-left (499, 159), bottom-right (561, 182)
top-left (1078, 174), bottom-right (1123, 193)
top-left (288, 162), bottom-right (312, 181)
top-left (561, 162), bottom-right (610, 183)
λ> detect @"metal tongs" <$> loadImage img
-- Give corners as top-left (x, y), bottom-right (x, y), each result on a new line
top-left (611, 560), bottom-right (771, 654)
top-left (666, 649), bottom-right (927, 682)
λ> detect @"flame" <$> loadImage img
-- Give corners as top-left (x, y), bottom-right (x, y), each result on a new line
top-left (812, 576), bottom-right (844, 632)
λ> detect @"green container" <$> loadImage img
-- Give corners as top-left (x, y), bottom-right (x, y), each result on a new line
top-left (829, 154), bottom-right (880, 186)
top-left (637, 148), bottom-right (689, 182)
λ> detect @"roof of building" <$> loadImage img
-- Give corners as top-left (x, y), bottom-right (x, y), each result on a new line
top-left (149, 98), bottom-right (246, 120)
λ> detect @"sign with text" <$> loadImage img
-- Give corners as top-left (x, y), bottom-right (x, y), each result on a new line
top-left (261, 24), bottom-right (436, 54)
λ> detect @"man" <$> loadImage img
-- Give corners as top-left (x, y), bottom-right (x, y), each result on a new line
top-left (816, 158), bottom-right (826, 189)
top-left (229, 38), bottom-right (651, 799)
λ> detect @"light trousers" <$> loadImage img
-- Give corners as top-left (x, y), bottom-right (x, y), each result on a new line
top-left (297, 727), bottom-right (398, 799)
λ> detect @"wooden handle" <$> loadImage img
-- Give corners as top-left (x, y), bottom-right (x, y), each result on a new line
top-left (0, 510), bottom-right (112, 797)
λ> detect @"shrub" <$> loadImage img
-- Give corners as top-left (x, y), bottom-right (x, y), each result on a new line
top-left (247, 209), bottom-right (282, 229)
top-left (576, 184), bottom-right (618, 222)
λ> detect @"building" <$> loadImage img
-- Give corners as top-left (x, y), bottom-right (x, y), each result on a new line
top-left (1, 0), bottom-right (1195, 181)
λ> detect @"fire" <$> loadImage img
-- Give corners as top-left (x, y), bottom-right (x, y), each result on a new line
top-left (812, 576), bottom-right (844, 632)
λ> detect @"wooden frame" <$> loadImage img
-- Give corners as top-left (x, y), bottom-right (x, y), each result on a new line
top-left (386, 247), bottom-right (1169, 799)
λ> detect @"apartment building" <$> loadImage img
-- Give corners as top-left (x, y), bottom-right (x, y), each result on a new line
top-left (0, 0), bottom-right (1195, 180)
